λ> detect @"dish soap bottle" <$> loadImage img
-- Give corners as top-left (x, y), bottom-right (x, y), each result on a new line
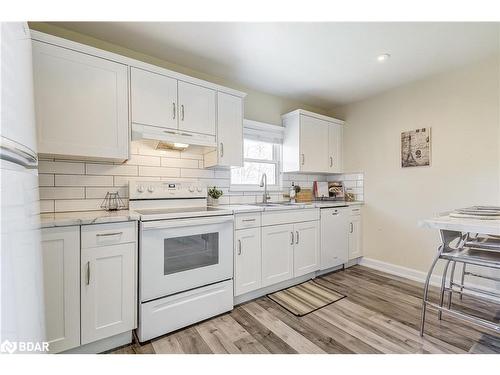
top-left (290, 182), bottom-right (296, 203)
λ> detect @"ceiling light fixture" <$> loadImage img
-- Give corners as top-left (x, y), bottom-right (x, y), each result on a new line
top-left (377, 53), bottom-right (391, 62)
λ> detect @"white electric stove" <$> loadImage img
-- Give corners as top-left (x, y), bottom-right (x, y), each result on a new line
top-left (129, 180), bottom-right (234, 342)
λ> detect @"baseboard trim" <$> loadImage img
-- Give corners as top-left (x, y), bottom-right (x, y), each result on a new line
top-left (62, 331), bottom-right (132, 354)
top-left (359, 257), bottom-right (500, 302)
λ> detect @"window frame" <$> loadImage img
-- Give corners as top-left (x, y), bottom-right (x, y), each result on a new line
top-left (230, 141), bottom-right (282, 192)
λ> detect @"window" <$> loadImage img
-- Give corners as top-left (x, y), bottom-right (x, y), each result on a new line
top-left (230, 139), bottom-right (281, 189)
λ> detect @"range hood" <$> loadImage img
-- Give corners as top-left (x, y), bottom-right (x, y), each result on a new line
top-left (131, 123), bottom-right (217, 148)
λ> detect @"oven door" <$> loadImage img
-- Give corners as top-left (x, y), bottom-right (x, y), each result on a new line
top-left (140, 215), bottom-right (233, 302)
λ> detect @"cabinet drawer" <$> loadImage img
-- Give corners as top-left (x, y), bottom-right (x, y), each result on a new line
top-left (262, 208), bottom-right (320, 227)
top-left (235, 212), bottom-right (261, 229)
top-left (350, 206), bottom-right (362, 216)
top-left (81, 221), bottom-right (136, 249)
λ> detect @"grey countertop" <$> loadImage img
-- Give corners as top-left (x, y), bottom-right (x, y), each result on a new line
top-left (40, 210), bottom-right (139, 228)
top-left (40, 201), bottom-right (364, 228)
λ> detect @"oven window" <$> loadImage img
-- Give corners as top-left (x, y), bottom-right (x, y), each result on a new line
top-left (163, 233), bottom-right (219, 275)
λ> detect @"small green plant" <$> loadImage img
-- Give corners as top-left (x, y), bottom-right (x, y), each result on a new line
top-left (208, 186), bottom-right (223, 200)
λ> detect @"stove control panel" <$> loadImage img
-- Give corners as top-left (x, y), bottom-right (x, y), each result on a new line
top-left (129, 181), bottom-right (207, 200)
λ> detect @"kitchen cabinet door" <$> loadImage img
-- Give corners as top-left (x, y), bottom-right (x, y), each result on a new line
top-left (81, 242), bottom-right (136, 345)
top-left (299, 115), bottom-right (329, 173)
top-left (41, 226), bottom-right (80, 353)
top-left (32, 41), bottom-right (128, 161)
top-left (328, 123), bottom-right (343, 173)
top-left (348, 212), bottom-right (363, 260)
top-left (234, 227), bottom-right (261, 296)
top-left (130, 67), bottom-right (178, 130)
top-left (293, 221), bottom-right (320, 277)
top-left (261, 224), bottom-right (294, 287)
top-left (320, 208), bottom-right (348, 270)
top-left (216, 92), bottom-right (243, 167)
top-left (178, 80), bottom-right (216, 136)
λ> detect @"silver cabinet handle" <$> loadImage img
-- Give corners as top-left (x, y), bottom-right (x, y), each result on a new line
top-left (181, 104), bottom-right (185, 121)
top-left (290, 231), bottom-right (294, 245)
top-left (242, 218), bottom-right (256, 222)
top-left (96, 231), bottom-right (123, 237)
top-left (179, 132), bottom-right (193, 137)
top-left (220, 142), bottom-right (224, 157)
top-left (350, 222), bottom-right (353, 233)
top-left (172, 102), bottom-right (176, 119)
top-left (86, 261), bottom-right (91, 285)
top-left (332, 211), bottom-right (339, 215)
top-left (301, 153), bottom-right (305, 165)
top-left (238, 239), bottom-right (242, 255)
top-left (296, 231), bottom-right (299, 244)
top-left (330, 156), bottom-right (333, 167)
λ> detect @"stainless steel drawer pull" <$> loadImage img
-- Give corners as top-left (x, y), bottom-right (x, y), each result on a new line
top-left (96, 231), bottom-right (123, 237)
top-left (330, 156), bottom-right (333, 167)
top-left (172, 103), bottom-right (176, 119)
top-left (181, 104), bottom-right (185, 121)
top-left (180, 132), bottom-right (193, 137)
top-left (296, 231), bottom-right (299, 244)
top-left (242, 218), bottom-right (256, 222)
top-left (86, 262), bottom-right (91, 285)
top-left (301, 153), bottom-right (305, 165)
top-left (220, 142), bottom-right (224, 157)
top-left (238, 239), bottom-right (242, 255)
top-left (350, 223), bottom-right (354, 233)
top-left (290, 231), bottom-right (294, 245)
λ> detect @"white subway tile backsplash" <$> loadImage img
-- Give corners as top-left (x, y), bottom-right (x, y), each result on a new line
top-left (39, 174), bottom-right (55, 187)
top-left (39, 160), bottom-right (85, 174)
top-left (161, 158), bottom-right (199, 169)
top-left (39, 142), bottom-right (363, 213)
top-left (55, 174), bottom-right (114, 187)
top-left (86, 163), bottom-right (138, 176)
top-left (39, 200), bottom-right (54, 213)
top-left (138, 166), bottom-right (180, 177)
top-left (126, 155), bottom-right (161, 166)
top-left (54, 199), bottom-right (105, 212)
top-left (85, 186), bottom-right (128, 199)
top-left (39, 187), bottom-right (85, 200)
top-left (181, 168), bottom-right (214, 179)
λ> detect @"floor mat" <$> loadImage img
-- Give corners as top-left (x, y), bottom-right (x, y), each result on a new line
top-left (267, 279), bottom-right (346, 317)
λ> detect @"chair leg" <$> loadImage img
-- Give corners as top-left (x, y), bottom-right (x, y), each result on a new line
top-left (447, 261), bottom-right (457, 310)
top-left (459, 263), bottom-right (466, 300)
top-left (438, 260), bottom-right (451, 320)
top-left (420, 247), bottom-right (442, 337)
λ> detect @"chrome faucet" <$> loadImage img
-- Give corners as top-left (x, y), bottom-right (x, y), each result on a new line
top-left (260, 173), bottom-right (271, 204)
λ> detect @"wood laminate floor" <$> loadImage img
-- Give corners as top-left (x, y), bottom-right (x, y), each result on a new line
top-left (111, 265), bottom-right (500, 354)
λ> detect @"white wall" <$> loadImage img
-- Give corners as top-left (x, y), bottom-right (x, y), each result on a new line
top-left (333, 56), bottom-right (500, 273)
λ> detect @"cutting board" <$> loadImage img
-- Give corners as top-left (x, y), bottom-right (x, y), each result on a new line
top-left (296, 189), bottom-right (313, 203)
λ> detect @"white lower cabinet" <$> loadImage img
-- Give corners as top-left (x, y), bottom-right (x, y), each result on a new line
top-left (348, 208), bottom-right (363, 260)
top-left (234, 227), bottom-right (261, 296)
top-left (81, 242), bottom-right (136, 345)
top-left (261, 224), bottom-right (294, 287)
top-left (41, 226), bottom-right (80, 353)
top-left (293, 221), bottom-right (320, 277)
top-left (320, 208), bottom-right (349, 269)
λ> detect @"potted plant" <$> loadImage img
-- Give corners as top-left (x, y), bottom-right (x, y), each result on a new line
top-left (207, 186), bottom-right (223, 206)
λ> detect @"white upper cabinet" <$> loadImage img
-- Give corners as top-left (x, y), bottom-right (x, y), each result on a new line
top-left (178, 81), bottom-right (216, 136)
top-left (32, 40), bottom-right (129, 161)
top-left (300, 115), bottom-right (329, 173)
top-left (282, 109), bottom-right (344, 174)
top-left (328, 123), bottom-right (343, 173)
top-left (130, 67), bottom-right (177, 129)
top-left (205, 92), bottom-right (243, 167)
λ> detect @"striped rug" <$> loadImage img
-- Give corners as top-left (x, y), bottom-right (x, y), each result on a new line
top-left (267, 279), bottom-right (346, 317)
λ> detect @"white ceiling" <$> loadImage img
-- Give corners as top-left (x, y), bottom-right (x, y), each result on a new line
top-left (51, 22), bottom-right (499, 108)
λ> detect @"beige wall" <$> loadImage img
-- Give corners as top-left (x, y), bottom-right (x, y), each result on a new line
top-left (332, 56), bottom-right (500, 273)
top-left (28, 22), bottom-right (329, 125)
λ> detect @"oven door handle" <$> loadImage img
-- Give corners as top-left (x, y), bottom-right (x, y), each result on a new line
top-left (141, 215), bottom-right (234, 230)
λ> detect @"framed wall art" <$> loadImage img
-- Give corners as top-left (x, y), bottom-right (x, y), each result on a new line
top-left (401, 127), bottom-right (431, 168)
